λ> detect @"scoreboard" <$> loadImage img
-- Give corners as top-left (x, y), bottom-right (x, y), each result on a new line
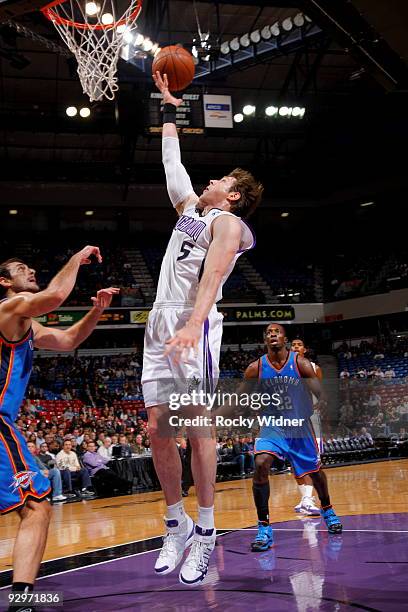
top-left (147, 92), bottom-right (204, 134)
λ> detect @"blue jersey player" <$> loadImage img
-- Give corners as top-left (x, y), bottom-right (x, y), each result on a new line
top-left (242, 323), bottom-right (342, 552)
top-left (0, 248), bottom-right (119, 612)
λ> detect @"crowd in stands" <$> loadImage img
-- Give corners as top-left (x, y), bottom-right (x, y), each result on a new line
top-left (13, 328), bottom-right (408, 500)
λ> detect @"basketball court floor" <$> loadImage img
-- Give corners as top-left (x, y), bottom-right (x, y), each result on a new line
top-left (1, 459), bottom-right (407, 611)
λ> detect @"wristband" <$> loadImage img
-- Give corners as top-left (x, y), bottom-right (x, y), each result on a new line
top-left (163, 102), bottom-right (177, 124)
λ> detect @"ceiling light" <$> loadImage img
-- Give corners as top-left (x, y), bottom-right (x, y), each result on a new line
top-left (9, 209), bottom-right (18, 215)
top-left (142, 38), bottom-right (153, 52)
top-left (265, 105), bottom-right (278, 116)
top-left (66, 106), bottom-right (77, 117)
top-left (234, 113), bottom-right (244, 123)
top-left (281, 212), bottom-right (289, 217)
top-left (270, 22), bottom-right (280, 37)
top-left (85, 2), bottom-right (99, 16)
top-left (292, 106), bottom-right (306, 117)
top-left (243, 104), bottom-right (255, 115)
top-left (101, 12), bottom-right (114, 25)
top-left (361, 201), bottom-right (374, 207)
top-left (85, 210), bottom-right (94, 216)
top-left (250, 30), bottom-right (261, 44)
top-left (122, 30), bottom-right (133, 44)
top-left (79, 107), bottom-right (91, 118)
top-left (261, 25), bottom-right (271, 40)
top-left (293, 13), bottom-right (305, 27)
top-left (220, 41), bottom-right (230, 55)
top-left (229, 37), bottom-right (240, 52)
top-left (240, 33), bottom-right (250, 47)
top-left (279, 106), bottom-right (290, 116)
top-left (282, 17), bottom-right (293, 32)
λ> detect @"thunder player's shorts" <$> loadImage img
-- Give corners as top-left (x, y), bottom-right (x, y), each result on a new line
top-left (0, 417), bottom-right (51, 514)
top-left (142, 304), bottom-right (224, 408)
top-left (254, 420), bottom-right (320, 478)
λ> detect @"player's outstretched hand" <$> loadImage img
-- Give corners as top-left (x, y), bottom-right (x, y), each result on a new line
top-left (91, 287), bottom-right (120, 312)
top-left (164, 321), bottom-right (201, 364)
top-left (153, 71), bottom-right (184, 107)
top-left (75, 245), bottom-right (103, 265)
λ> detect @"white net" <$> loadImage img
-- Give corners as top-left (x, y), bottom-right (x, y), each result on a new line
top-left (42, 0), bottom-right (142, 101)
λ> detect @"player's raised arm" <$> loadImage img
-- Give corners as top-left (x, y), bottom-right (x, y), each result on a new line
top-left (0, 245), bottom-right (102, 319)
top-left (153, 71), bottom-right (198, 215)
top-left (32, 287), bottom-right (119, 351)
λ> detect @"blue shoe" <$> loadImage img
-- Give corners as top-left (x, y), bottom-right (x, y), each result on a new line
top-left (251, 521), bottom-right (274, 552)
top-left (321, 508), bottom-right (343, 534)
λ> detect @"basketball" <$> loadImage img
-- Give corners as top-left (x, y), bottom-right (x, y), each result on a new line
top-left (152, 45), bottom-right (195, 91)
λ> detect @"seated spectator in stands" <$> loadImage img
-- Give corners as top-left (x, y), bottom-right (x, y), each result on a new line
top-left (116, 434), bottom-right (132, 457)
top-left (356, 367), bottom-right (367, 379)
top-left (359, 427), bottom-right (373, 445)
top-left (398, 427), bottom-right (408, 441)
top-left (83, 441), bottom-right (131, 497)
top-left (61, 388), bottom-right (73, 401)
top-left (340, 369), bottom-right (350, 379)
top-left (97, 432), bottom-right (106, 447)
top-left (98, 437), bottom-right (113, 460)
top-left (72, 427), bottom-right (84, 445)
top-left (384, 367), bottom-right (396, 379)
top-left (240, 436), bottom-right (255, 473)
top-left (35, 430), bottom-right (45, 449)
top-left (27, 441), bottom-right (66, 502)
top-left (39, 442), bottom-right (72, 495)
top-left (63, 405), bottom-right (75, 421)
top-left (56, 439), bottom-right (95, 497)
top-left (131, 434), bottom-right (147, 455)
top-left (371, 366), bottom-right (384, 380)
top-left (373, 350), bottom-right (385, 360)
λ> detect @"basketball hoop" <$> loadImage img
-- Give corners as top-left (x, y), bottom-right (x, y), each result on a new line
top-left (41, 0), bottom-right (143, 101)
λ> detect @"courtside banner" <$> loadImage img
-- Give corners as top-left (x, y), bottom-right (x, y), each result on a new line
top-left (35, 306), bottom-right (295, 327)
top-left (220, 306), bottom-right (295, 322)
top-left (203, 94), bottom-right (233, 128)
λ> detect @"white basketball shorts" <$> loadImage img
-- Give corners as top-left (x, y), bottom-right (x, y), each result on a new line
top-left (141, 304), bottom-right (224, 408)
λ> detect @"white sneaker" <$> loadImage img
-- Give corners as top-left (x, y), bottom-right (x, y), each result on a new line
top-left (298, 496), bottom-right (320, 516)
top-left (294, 499), bottom-right (303, 513)
top-left (179, 525), bottom-right (216, 585)
top-left (154, 514), bottom-right (195, 575)
top-left (52, 494), bottom-right (67, 502)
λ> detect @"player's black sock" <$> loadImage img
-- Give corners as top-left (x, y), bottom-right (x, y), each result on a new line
top-left (8, 583), bottom-right (34, 612)
top-left (310, 470), bottom-right (331, 507)
top-left (253, 481), bottom-right (270, 523)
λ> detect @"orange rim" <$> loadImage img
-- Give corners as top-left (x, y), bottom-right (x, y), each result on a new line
top-left (41, 0), bottom-right (142, 31)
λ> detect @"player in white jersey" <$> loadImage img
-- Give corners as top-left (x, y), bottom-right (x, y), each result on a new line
top-left (291, 338), bottom-right (323, 516)
top-left (142, 72), bottom-right (263, 585)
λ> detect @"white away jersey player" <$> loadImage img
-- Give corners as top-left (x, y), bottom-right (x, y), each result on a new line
top-left (142, 201), bottom-right (255, 408)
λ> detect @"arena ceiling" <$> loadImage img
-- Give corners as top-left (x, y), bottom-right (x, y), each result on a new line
top-left (0, 0), bottom-right (408, 207)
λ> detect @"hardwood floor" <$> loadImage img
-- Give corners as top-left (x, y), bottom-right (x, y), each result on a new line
top-left (1, 459), bottom-right (407, 572)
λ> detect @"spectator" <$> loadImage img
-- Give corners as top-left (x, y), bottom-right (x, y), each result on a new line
top-left (340, 369), bottom-right (350, 379)
top-left (82, 441), bottom-right (131, 497)
top-left (56, 440), bottom-right (95, 498)
top-left (131, 434), bottom-right (147, 455)
top-left (98, 437), bottom-right (113, 460)
top-left (118, 434), bottom-right (132, 457)
top-left (27, 441), bottom-right (66, 502)
top-left (384, 367), bottom-right (396, 379)
top-left (240, 436), bottom-right (255, 473)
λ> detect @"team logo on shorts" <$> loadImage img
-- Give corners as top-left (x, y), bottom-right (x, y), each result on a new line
top-left (10, 470), bottom-right (36, 493)
top-left (187, 376), bottom-right (201, 393)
